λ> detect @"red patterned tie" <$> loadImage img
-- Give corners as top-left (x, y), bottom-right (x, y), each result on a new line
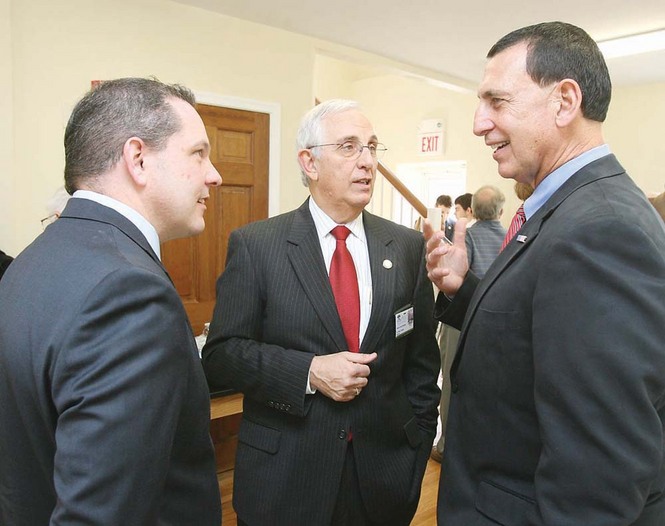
top-left (500, 204), bottom-right (526, 252)
top-left (329, 226), bottom-right (360, 353)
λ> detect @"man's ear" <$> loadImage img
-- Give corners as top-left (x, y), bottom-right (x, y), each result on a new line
top-left (297, 148), bottom-right (318, 183)
top-left (554, 79), bottom-right (582, 127)
top-left (123, 137), bottom-right (149, 187)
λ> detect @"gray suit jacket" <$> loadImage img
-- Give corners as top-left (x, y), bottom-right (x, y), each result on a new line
top-left (0, 199), bottom-right (220, 525)
top-left (436, 154), bottom-right (665, 525)
top-left (203, 200), bottom-right (440, 525)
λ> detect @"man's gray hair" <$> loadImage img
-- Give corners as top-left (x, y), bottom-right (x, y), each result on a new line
top-left (296, 99), bottom-right (362, 186)
top-left (472, 185), bottom-right (506, 221)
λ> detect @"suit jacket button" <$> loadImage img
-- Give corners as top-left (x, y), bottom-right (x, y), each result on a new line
top-left (451, 382), bottom-right (459, 393)
top-left (338, 429), bottom-right (347, 440)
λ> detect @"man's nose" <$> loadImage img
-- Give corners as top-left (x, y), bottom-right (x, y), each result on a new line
top-left (207, 161), bottom-right (222, 186)
top-left (473, 105), bottom-right (493, 137)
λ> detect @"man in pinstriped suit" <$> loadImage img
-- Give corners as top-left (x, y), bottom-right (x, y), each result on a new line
top-left (203, 99), bottom-right (440, 526)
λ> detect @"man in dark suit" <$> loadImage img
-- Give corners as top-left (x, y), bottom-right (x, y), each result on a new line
top-left (203, 100), bottom-right (440, 526)
top-left (425, 22), bottom-right (665, 525)
top-left (0, 78), bottom-right (223, 525)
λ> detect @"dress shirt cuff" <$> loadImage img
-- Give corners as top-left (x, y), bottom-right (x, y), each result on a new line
top-left (306, 363), bottom-right (317, 395)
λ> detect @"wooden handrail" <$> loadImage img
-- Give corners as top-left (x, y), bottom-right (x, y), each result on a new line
top-left (377, 161), bottom-right (427, 217)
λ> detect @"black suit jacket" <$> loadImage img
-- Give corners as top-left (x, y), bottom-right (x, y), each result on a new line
top-left (0, 199), bottom-right (220, 525)
top-left (203, 200), bottom-right (440, 525)
top-left (437, 155), bottom-right (665, 525)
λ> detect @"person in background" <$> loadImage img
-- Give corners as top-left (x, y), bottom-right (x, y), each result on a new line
top-left (40, 186), bottom-right (71, 229)
top-left (648, 189), bottom-right (665, 222)
top-left (426, 22), bottom-right (665, 524)
top-left (453, 192), bottom-right (474, 226)
top-left (514, 181), bottom-right (534, 201)
top-left (437, 194), bottom-right (455, 241)
top-left (0, 78), bottom-right (222, 525)
top-left (465, 185), bottom-right (506, 275)
top-left (414, 193), bottom-right (452, 236)
top-left (203, 99), bottom-right (440, 526)
top-left (0, 250), bottom-right (13, 281)
top-left (430, 186), bottom-right (505, 463)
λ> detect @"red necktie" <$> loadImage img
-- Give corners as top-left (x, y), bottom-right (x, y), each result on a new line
top-left (329, 226), bottom-right (360, 353)
top-left (500, 204), bottom-right (526, 252)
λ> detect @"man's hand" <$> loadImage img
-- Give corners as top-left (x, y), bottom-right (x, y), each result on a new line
top-left (423, 218), bottom-right (469, 297)
top-left (309, 352), bottom-right (377, 402)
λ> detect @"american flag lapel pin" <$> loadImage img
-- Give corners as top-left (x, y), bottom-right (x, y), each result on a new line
top-left (516, 234), bottom-right (527, 243)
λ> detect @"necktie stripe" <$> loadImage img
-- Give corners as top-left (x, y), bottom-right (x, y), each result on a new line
top-left (500, 204), bottom-right (526, 252)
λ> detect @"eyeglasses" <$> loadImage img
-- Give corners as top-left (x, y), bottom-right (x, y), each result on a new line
top-left (308, 139), bottom-right (387, 160)
top-left (40, 213), bottom-right (59, 230)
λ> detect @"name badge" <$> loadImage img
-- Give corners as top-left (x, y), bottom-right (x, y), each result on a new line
top-left (395, 305), bottom-right (414, 338)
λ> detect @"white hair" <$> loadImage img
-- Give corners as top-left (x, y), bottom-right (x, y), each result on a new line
top-left (296, 99), bottom-right (362, 186)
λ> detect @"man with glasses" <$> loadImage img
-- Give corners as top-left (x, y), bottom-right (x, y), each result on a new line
top-left (203, 99), bottom-right (440, 526)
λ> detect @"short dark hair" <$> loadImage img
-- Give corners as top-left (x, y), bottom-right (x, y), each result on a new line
top-left (488, 21), bottom-right (611, 122)
top-left (435, 195), bottom-right (452, 208)
top-left (455, 193), bottom-right (473, 210)
top-left (64, 77), bottom-right (196, 194)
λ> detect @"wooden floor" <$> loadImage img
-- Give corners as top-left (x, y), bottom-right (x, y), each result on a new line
top-left (218, 457), bottom-right (441, 525)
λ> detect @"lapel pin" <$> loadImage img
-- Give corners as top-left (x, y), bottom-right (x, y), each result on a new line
top-left (516, 235), bottom-right (527, 243)
top-left (383, 259), bottom-right (393, 269)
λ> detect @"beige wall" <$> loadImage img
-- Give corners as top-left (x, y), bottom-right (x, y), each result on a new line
top-left (4, 0), bottom-right (317, 254)
top-left (0, 0), bottom-right (13, 252)
top-left (3, 0), bottom-right (663, 255)
top-left (605, 82), bottom-right (665, 195)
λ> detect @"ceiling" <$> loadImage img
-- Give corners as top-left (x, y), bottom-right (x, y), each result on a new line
top-left (174, 0), bottom-right (665, 88)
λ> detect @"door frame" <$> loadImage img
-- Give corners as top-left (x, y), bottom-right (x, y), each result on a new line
top-left (195, 91), bottom-right (281, 217)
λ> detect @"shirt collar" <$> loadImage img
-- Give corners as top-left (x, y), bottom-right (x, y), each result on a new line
top-left (72, 190), bottom-right (162, 259)
top-left (308, 197), bottom-right (366, 243)
top-left (523, 144), bottom-right (611, 220)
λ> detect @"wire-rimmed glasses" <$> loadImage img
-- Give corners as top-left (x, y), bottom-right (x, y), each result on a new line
top-left (308, 139), bottom-right (387, 160)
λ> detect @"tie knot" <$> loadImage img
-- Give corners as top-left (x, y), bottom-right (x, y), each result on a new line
top-left (516, 204), bottom-right (526, 220)
top-left (331, 225), bottom-right (351, 241)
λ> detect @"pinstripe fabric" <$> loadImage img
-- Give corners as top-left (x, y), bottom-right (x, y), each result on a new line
top-left (202, 199), bottom-right (441, 526)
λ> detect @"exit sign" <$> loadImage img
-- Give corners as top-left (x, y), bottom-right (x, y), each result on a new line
top-left (417, 119), bottom-right (444, 156)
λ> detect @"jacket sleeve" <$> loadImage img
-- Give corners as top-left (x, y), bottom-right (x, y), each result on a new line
top-left (202, 228), bottom-right (314, 418)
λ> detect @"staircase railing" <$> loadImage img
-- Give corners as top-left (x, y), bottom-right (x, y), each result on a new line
top-left (377, 161), bottom-right (427, 218)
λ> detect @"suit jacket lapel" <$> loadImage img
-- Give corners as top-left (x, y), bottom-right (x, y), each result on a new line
top-left (452, 154), bottom-right (626, 375)
top-left (361, 211), bottom-right (395, 354)
top-left (286, 201), bottom-right (349, 352)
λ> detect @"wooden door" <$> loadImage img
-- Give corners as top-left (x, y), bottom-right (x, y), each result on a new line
top-left (161, 104), bottom-right (270, 334)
